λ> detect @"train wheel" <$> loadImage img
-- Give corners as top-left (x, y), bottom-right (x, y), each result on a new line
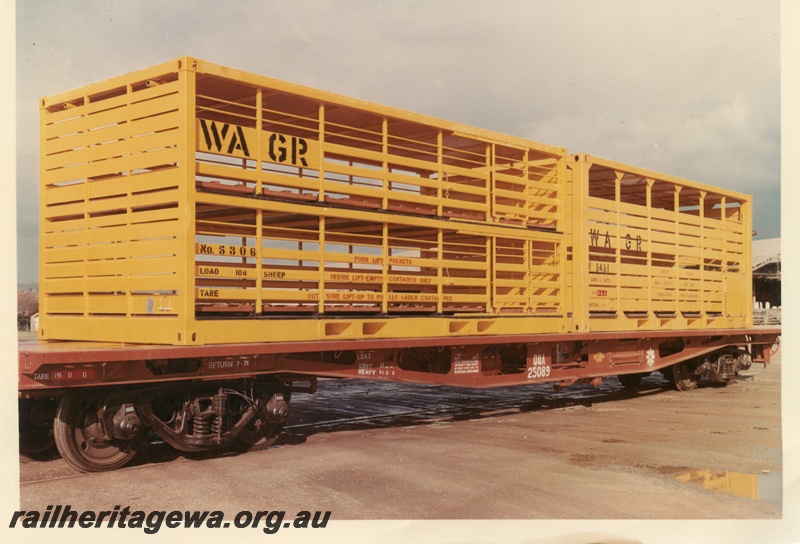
top-left (19, 398), bottom-right (58, 461)
top-left (19, 433), bottom-right (57, 462)
top-left (231, 391), bottom-right (290, 452)
top-left (53, 390), bottom-right (138, 472)
top-left (232, 423), bottom-right (285, 452)
top-left (617, 373), bottom-right (644, 389)
top-left (671, 361), bottom-right (699, 391)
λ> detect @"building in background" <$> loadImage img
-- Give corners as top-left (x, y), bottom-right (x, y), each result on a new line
top-left (752, 238), bottom-right (781, 325)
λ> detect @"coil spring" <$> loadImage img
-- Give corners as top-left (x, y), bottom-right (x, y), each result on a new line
top-left (193, 415), bottom-right (212, 436)
top-left (211, 416), bottom-right (225, 435)
top-left (211, 391), bottom-right (228, 435)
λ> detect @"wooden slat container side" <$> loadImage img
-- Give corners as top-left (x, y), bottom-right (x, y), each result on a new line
top-left (566, 154), bottom-right (752, 332)
top-left (39, 59), bottom-right (191, 343)
top-left (186, 59), bottom-right (570, 343)
top-left (38, 57), bottom-right (571, 345)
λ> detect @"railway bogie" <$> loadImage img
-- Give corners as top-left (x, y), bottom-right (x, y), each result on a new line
top-left (41, 378), bottom-right (297, 472)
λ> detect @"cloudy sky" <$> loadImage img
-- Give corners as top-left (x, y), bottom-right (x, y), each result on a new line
top-left (14, 0), bottom-right (783, 283)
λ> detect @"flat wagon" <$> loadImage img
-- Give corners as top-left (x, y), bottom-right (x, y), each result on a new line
top-left (20, 57), bottom-right (779, 471)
